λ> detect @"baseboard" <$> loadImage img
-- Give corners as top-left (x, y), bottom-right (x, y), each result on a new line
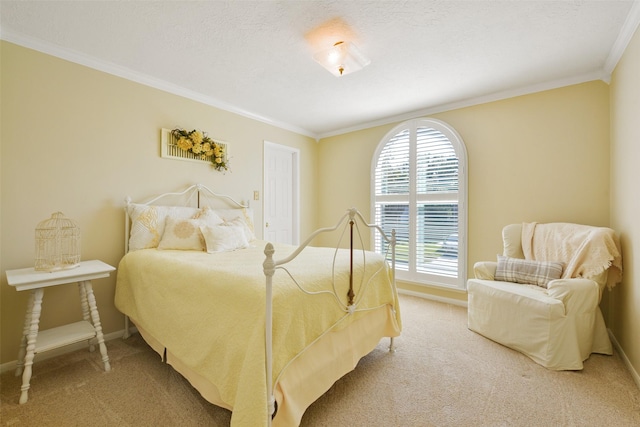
top-left (398, 288), bottom-right (468, 308)
top-left (0, 327), bottom-right (138, 375)
top-left (608, 328), bottom-right (640, 390)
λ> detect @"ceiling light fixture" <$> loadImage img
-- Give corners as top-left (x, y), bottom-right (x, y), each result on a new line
top-left (313, 41), bottom-right (371, 77)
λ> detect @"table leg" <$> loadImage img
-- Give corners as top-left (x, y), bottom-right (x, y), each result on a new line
top-left (19, 288), bottom-right (44, 404)
top-left (78, 283), bottom-right (96, 352)
top-left (15, 291), bottom-right (36, 377)
top-left (81, 281), bottom-right (111, 372)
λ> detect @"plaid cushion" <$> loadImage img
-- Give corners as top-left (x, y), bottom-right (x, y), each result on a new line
top-left (495, 255), bottom-right (564, 288)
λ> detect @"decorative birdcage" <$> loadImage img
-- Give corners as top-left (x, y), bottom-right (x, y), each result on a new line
top-left (35, 212), bottom-right (81, 272)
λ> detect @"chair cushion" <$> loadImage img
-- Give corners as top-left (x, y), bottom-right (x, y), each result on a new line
top-left (495, 255), bottom-right (564, 288)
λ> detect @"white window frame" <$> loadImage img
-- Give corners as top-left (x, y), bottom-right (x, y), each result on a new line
top-left (371, 118), bottom-right (468, 290)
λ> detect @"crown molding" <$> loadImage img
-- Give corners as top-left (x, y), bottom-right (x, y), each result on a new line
top-left (604, 0), bottom-right (640, 74)
top-left (0, 28), bottom-right (318, 140)
top-left (316, 69), bottom-right (609, 140)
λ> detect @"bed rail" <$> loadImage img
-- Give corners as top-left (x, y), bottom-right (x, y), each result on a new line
top-left (262, 207), bottom-right (396, 423)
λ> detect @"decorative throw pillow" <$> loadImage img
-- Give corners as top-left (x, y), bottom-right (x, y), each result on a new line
top-left (200, 225), bottom-right (249, 253)
top-left (223, 217), bottom-right (256, 242)
top-left (215, 208), bottom-right (256, 241)
top-left (158, 217), bottom-right (205, 251)
top-left (495, 255), bottom-right (564, 288)
top-left (193, 206), bottom-right (224, 227)
top-left (127, 204), bottom-right (200, 251)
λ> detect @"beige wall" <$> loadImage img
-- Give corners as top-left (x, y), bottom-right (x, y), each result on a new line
top-left (0, 42), bottom-right (318, 364)
top-left (318, 81), bottom-right (611, 303)
top-left (610, 26), bottom-right (640, 383)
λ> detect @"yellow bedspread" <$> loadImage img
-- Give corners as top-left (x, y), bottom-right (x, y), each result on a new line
top-left (114, 241), bottom-right (401, 426)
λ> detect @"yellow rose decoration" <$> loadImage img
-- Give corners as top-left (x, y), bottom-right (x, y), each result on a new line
top-left (177, 137), bottom-right (192, 150)
top-left (171, 127), bottom-right (229, 172)
top-left (191, 131), bottom-right (203, 144)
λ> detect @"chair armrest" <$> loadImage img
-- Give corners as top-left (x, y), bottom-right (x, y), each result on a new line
top-left (473, 261), bottom-right (497, 280)
top-left (546, 278), bottom-right (600, 314)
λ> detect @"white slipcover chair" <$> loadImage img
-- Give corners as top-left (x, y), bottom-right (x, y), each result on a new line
top-left (467, 223), bottom-right (621, 370)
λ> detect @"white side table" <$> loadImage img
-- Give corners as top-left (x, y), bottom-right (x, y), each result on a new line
top-left (6, 259), bottom-right (116, 404)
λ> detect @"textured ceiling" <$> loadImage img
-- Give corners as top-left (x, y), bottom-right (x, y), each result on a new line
top-left (1, 1), bottom-right (638, 138)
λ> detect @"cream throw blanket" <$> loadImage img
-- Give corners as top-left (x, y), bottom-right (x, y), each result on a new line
top-left (521, 222), bottom-right (622, 289)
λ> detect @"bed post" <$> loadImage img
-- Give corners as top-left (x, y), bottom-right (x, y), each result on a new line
top-left (263, 243), bottom-right (276, 425)
top-left (389, 228), bottom-right (397, 353)
top-left (123, 196), bottom-right (132, 339)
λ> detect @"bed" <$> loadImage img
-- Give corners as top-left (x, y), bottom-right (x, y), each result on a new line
top-left (114, 183), bottom-right (402, 426)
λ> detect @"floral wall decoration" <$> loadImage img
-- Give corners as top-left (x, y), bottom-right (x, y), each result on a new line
top-left (171, 128), bottom-right (229, 172)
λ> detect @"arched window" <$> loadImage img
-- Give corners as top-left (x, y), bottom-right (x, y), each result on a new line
top-left (371, 118), bottom-right (467, 290)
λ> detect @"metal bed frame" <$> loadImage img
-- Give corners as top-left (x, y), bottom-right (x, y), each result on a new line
top-left (121, 183), bottom-right (398, 425)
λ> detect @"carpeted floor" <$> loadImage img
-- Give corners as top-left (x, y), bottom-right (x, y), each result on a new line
top-left (1, 295), bottom-right (639, 426)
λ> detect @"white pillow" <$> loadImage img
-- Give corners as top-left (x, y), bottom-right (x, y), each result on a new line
top-left (223, 217), bottom-right (256, 243)
top-left (214, 208), bottom-right (256, 241)
top-left (200, 225), bottom-right (249, 253)
top-left (127, 204), bottom-right (200, 251)
top-left (158, 217), bottom-right (206, 251)
top-left (194, 206), bottom-right (224, 226)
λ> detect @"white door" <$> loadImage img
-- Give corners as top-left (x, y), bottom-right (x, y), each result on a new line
top-left (264, 142), bottom-right (299, 244)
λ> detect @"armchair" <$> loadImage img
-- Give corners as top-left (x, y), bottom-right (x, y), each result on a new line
top-left (467, 222), bottom-right (622, 370)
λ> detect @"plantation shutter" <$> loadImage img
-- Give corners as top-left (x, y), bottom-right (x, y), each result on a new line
top-left (415, 126), bottom-right (459, 278)
top-left (373, 119), bottom-right (464, 288)
top-left (374, 128), bottom-right (411, 269)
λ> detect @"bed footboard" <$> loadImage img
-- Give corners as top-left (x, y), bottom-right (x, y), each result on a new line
top-left (263, 207), bottom-right (397, 424)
